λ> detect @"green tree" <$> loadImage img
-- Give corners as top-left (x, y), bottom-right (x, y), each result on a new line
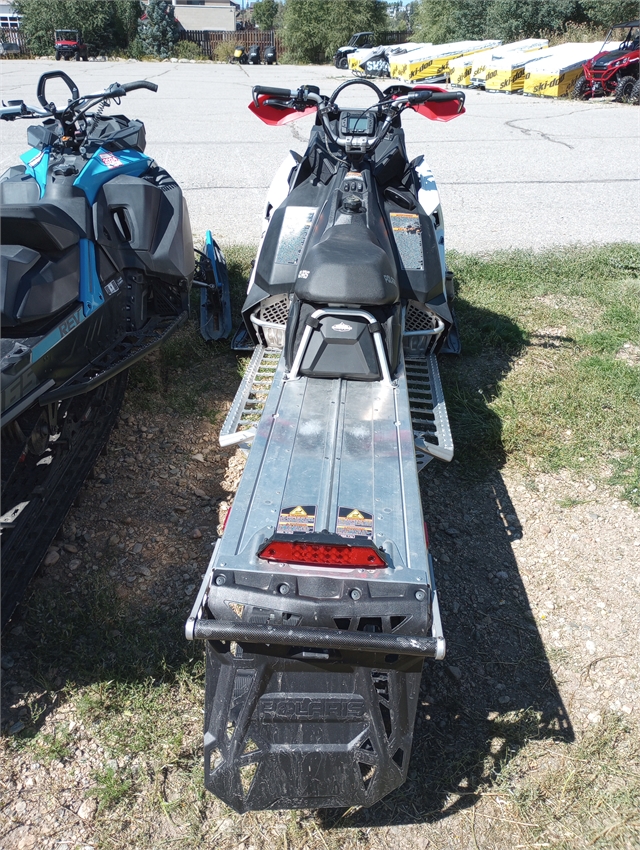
top-left (580, 0), bottom-right (639, 26)
top-left (13, 0), bottom-right (142, 56)
top-left (485, 0), bottom-right (584, 40)
top-left (253, 0), bottom-right (279, 30)
top-left (413, 0), bottom-right (488, 43)
top-left (413, 0), bottom-right (601, 43)
top-left (139, 0), bottom-right (179, 59)
top-left (283, 0), bottom-right (388, 64)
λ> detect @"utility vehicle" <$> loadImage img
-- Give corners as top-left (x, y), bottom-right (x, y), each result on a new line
top-left (574, 20), bottom-right (639, 101)
top-left (54, 30), bottom-right (88, 62)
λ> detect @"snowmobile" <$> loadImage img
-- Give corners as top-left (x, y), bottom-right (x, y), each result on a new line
top-left (186, 78), bottom-right (465, 811)
top-left (0, 71), bottom-right (228, 627)
top-left (231, 45), bottom-right (249, 65)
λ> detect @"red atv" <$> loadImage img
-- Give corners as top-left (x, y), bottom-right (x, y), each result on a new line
top-left (574, 20), bottom-right (639, 102)
top-left (54, 29), bottom-right (88, 62)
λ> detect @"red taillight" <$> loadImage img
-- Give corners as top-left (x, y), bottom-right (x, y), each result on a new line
top-left (259, 539), bottom-right (385, 569)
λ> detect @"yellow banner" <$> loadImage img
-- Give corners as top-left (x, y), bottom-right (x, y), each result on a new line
top-left (449, 63), bottom-right (472, 86)
top-left (485, 66), bottom-right (526, 92)
top-left (523, 66), bottom-right (583, 97)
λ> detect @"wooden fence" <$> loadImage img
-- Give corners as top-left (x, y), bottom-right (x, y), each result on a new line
top-left (0, 28), bottom-right (28, 55)
top-left (179, 29), bottom-right (283, 59)
top-left (179, 29), bottom-right (412, 60)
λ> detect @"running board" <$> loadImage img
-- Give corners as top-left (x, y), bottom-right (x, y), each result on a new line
top-left (219, 346), bottom-right (280, 448)
top-left (38, 312), bottom-right (187, 404)
top-left (407, 354), bottom-right (454, 470)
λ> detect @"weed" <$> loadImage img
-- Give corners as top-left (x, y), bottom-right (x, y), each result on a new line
top-left (28, 727), bottom-right (74, 763)
top-left (500, 714), bottom-right (640, 849)
top-left (91, 765), bottom-right (133, 811)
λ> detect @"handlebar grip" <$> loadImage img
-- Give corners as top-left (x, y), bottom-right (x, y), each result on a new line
top-left (121, 80), bottom-right (158, 93)
top-left (429, 91), bottom-right (465, 103)
top-left (253, 86), bottom-right (293, 99)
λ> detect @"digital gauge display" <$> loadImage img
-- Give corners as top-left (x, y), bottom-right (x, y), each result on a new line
top-left (339, 111), bottom-right (375, 136)
top-left (347, 115), bottom-right (370, 133)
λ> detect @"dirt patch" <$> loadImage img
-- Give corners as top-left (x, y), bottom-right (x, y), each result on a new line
top-left (616, 342), bottom-right (640, 367)
top-left (1, 348), bottom-right (638, 848)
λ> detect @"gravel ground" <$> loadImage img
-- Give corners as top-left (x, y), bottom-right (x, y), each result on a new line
top-left (1, 346), bottom-right (638, 849)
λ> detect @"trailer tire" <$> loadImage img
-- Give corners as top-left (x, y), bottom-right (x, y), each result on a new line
top-left (630, 79), bottom-right (640, 104)
top-left (614, 75), bottom-right (636, 102)
top-left (572, 75), bottom-right (590, 99)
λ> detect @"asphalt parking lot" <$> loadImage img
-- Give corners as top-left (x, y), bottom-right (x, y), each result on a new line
top-left (1, 60), bottom-right (637, 252)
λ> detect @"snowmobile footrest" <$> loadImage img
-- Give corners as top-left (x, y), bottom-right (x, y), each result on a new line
top-left (219, 346), bottom-right (281, 447)
top-left (39, 312), bottom-right (187, 403)
top-left (406, 353), bottom-right (454, 470)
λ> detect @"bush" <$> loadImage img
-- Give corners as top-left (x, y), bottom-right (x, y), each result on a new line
top-left (214, 41), bottom-right (236, 62)
top-left (13, 0), bottom-right (141, 57)
top-left (283, 0), bottom-right (388, 65)
top-left (173, 40), bottom-right (203, 60)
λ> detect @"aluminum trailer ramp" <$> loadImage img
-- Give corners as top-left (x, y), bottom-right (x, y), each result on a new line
top-left (187, 351), bottom-right (447, 811)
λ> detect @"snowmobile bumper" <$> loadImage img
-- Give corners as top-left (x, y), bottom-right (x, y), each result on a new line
top-left (186, 551), bottom-right (445, 811)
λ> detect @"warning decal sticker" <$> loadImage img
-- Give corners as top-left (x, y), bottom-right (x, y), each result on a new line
top-left (337, 507), bottom-right (373, 539)
top-left (277, 505), bottom-right (316, 534)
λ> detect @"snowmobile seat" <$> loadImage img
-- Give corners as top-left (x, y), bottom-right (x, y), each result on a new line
top-left (294, 225), bottom-right (399, 306)
top-left (0, 204), bottom-right (82, 254)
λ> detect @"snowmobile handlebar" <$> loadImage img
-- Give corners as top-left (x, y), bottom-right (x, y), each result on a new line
top-left (253, 85), bottom-right (299, 99)
top-left (0, 100), bottom-right (49, 121)
top-left (31, 71), bottom-right (158, 117)
top-left (250, 80), bottom-right (465, 160)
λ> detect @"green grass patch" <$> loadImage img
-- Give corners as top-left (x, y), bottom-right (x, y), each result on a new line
top-left (497, 713), bottom-right (640, 849)
top-left (445, 244), bottom-right (640, 495)
top-left (128, 244), bottom-right (256, 417)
